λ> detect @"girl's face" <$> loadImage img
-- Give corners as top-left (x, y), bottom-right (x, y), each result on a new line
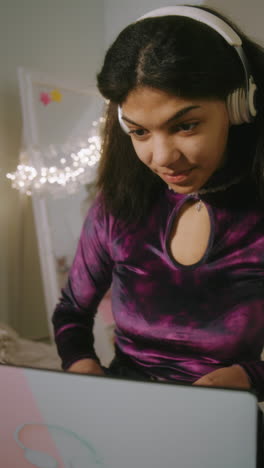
top-left (121, 87), bottom-right (231, 193)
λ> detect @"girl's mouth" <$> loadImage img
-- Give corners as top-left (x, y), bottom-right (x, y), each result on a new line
top-left (161, 168), bottom-right (194, 183)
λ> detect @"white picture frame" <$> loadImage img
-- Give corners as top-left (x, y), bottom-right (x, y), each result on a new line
top-left (17, 67), bottom-right (106, 340)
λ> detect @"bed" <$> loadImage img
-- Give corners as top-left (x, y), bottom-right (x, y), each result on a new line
top-left (0, 322), bottom-right (61, 370)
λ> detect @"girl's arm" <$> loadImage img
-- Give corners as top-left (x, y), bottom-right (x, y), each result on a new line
top-left (52, 196), bottom-right (114, 371)
top-left (194, 362), bottom-right (264, 401)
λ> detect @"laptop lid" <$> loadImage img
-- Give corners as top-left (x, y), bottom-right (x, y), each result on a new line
top-left (0, 363), bottom-right (259, 468)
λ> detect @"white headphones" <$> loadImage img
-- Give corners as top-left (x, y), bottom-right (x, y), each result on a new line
top-left (14, 423), bottom-right (103, 468)
top-left (118, 5), bottom-right (258, 132)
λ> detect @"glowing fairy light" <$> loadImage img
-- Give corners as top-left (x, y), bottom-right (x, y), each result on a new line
top-left (6, 117), bottom-right (103, 196)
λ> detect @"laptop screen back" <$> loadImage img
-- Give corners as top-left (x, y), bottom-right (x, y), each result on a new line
top-left (0, 364), bottom-right (258, 468)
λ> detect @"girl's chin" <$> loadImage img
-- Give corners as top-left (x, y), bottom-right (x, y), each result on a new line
top-left (167, 178), bottom-right (202, 193)
top-left (167, 175), bottom-right (211, 194)
top-left (168, 184), bottom-right (197, 194)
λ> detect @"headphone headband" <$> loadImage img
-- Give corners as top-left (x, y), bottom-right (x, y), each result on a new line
top-left (137, 6), bottom-right (242, 46)
top-left (136, 6), bottom-right (250, 85)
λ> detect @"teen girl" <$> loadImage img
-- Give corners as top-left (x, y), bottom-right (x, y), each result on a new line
top-left (53, 5), bottom-right (264, 401)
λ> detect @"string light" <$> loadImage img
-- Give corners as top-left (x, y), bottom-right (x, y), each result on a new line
top-left (6, 118), bottom-right (104, 196)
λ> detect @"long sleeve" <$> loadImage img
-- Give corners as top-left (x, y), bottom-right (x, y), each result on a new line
top-left (52, 196), bottom-right (114, 370)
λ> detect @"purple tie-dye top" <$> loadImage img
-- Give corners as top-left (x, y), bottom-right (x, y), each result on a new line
top-left (53, 180), bottom-right (264, 400)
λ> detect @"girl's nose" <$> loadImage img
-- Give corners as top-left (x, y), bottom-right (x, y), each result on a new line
top-left (151, 134), bottom-right (181, 167)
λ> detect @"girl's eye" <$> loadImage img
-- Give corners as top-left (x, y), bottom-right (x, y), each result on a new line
top-left (128, 128), bottom-right (148, 138)
top-left (128, 122), bottom-right (198, 138)
top-left (172, 122), bottom-right (198, 133)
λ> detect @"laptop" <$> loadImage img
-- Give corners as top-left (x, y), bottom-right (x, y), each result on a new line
top-left (0, 363), bottom-right (261, 468)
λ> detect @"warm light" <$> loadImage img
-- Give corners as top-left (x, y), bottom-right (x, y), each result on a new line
top-left (6, 117), bottom-right (103, 195)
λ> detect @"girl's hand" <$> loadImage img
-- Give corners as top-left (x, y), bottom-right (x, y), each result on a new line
top-left (193, 365), bottom-right (251, 390)
top-left (67, 358), bottom-right (105, 376)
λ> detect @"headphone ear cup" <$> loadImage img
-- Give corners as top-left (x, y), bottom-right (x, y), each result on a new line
top-left (248, 76), bottom-right (258, 119)
top-left (227, 77), bottom-right (257, 125)
top-left (227, 88), bottom-right (249, 125)
top-left (24, 448), bottom-right (58, 468)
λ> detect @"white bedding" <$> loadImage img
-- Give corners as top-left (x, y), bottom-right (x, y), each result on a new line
top-left (0, 323), bottom-right (61, 370)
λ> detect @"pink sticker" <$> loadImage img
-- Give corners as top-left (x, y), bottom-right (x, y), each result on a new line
top-left (40, 92), bottom-right (51, 105)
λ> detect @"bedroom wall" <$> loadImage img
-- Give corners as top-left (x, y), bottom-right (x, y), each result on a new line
top-left (206, 0), bottom-right (264, 45)
top-left (103, 0), bottom-right (264, 50)
top-left (1, 0), bottom-right (105, 339)
top-left (103, 0), bottom-right (204, 49)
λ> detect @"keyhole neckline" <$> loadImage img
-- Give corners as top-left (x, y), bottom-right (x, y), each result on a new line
top-left (165, 194), bottom-right (215, 270)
